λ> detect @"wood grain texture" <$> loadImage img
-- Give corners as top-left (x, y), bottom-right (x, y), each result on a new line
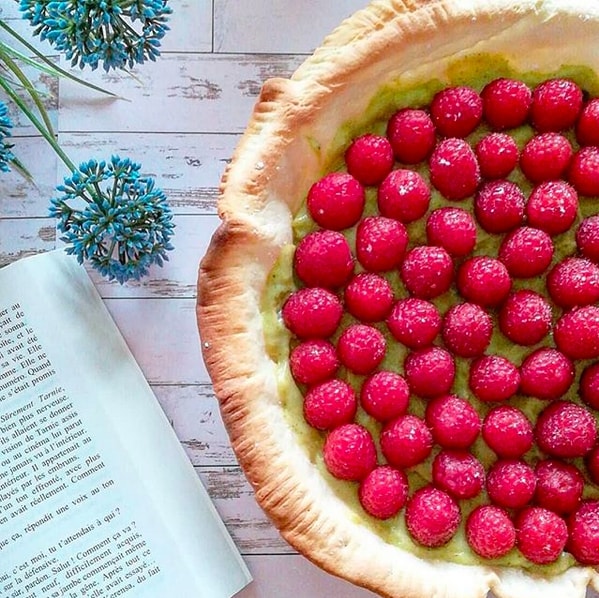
top-left (214, 0), bottom-right (369, 54)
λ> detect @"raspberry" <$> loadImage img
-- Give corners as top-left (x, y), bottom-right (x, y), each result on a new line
top-left (475, 132), bottom-right (519, 179)
top-left (360, 370), bottom-right (410, 422)
top-left (306, 172), bottom-right (365, 230)
top-left (525, 180), bottom-right (578, 236)
top-left (429, 138), bottom-right (480, 200)
top-left (344, 273), bottom-right (394, 322)
top-left (481, 77), bottom-right (532, 130)
top-left (576, 215), bottom-right (599, 263)
top-left (282, 287), bottom-right (342, 339)
top-left (356, 216), bottom-right (408, 272)
top-left (404, 347), bottom-right (455, 399)
top-left (581, 362), bottom-right (599, 410)
top-left (405, 486), bottom-right (461, 548)
top-left (294, 230), bottom-right (354, 288)
top-left (344, 134), bottom-right (394, 186)
top-left (519, 348), bottom-right (574, 401)
top-left (474, 179), bottom-right (525, 233)
top-left (323, 423), bottom-right (377, 481)
top-left (400, 245), bottom-right (453, 299)
top-left (466, 505), bottom-right (516, 560)
top-left (498, 290), bottom-right (552, 345)
top-left (568, 146), bottom-right (599, 196)
top-left (535, 401), bottom-right (597, 458)
top-left (586, 446), bottom-right (599, 485)
top-left (547, 257), bottom-right (599, 308)
top-left (377, 169), bottom-right (431, 223)
top-left (486, 459), bottom-right (536, 509)
top-left (380, 414), bottom-right (433, 468)
top-left (469, 355), bottom-right (520, 402)
top-left (358, 466), bottom-right (409, 520)
top-left (554, 306), bottom-right (599, 360)
top-left (498, 226), bottom-right (554, 278)
top-left (516, 507), bottom-right (568, 565)
top-left (425, 394), bottom-right (481, 449)
top-left (457, 256), bottom-right (511, 307)
top-left (303, 379), bottom-right (357, 430)
top-left (430, 85), bottom-right (483, 138)
top-left (482, 406), bottom-right (533, 458)
top-left (425, 207), bottom-right (476, 257)
top-left (530, 78), bottom-right (583, 132)
top-left (519, 132), bottom-right (573, 183)
top-left (432, 450), bottom-right (485, 500)
top-left (386, 108), bottom-right (436, 164)
top-left (535, 459), bottom-right (584, 515)
top-left (337, 323), bottom-right (386, 375)
top-left (289, 340), bottom-right (339, 385)
top-left (386, 298), bottom-right (441, 349)
top-left (441, 302), bottom-right (492, 358)
top-left (576, 98), bottom-right (599, 146)
top-left (568, 501), bottom-right (599, 565)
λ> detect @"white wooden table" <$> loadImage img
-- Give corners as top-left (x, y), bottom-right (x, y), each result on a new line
top-left (0, 1), bottom-right (382, 596)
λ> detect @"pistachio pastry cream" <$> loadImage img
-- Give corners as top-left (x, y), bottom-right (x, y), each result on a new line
top-left (261, 54), bottom-right (599, 573)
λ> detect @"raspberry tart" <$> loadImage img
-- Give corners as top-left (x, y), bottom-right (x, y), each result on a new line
top-left (197, 1), bottom-right (599, 596)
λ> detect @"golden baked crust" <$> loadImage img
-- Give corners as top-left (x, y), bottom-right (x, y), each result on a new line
top-left (197, 1), bottom-right (599, 596)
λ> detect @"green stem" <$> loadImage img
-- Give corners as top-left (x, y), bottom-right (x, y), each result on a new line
top-left (0, 20), bottom-right (123, 99)
top-left (0, 77), bottom-right (76, 172)
top-left (0, 46), bottom-right (56, 137)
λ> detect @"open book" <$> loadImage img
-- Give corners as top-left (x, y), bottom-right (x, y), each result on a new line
top-left (0, 250), bottom-right (251, 597)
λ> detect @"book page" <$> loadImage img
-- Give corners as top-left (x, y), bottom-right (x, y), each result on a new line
top-left (0, 250), bottom-right (251, 598)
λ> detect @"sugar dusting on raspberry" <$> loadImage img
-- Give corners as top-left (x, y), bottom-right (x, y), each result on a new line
top-left (425, 394), bottom-right (481, 449)
top-left (356, 216), bottom-right (408, 272)
top-left (404, 347), bottom-right (455, 399)
top-left (323, 423), bottom-right (377, 481)
top-left (516, 507), bottom-right (568, 564)
top-left (360, 370), bottom-right (410, 422)
top-left (400, 245), bottom-right (454, 299)
top-left (386, 108), bottom-right (435, 164)
top-left (345, 134), bottom-right (394, 186)
top-left (535, 401), bottom-right (597, 459)
top-left (307, 172), bottom-right (365, 230)
top-left (426, 207), bottom-right (477, 257)
top-left (405, 486), bottom-right (461, 548)
top-left (466, 505), bottom-right (516, 559)
top-left (290, 340), bottom-right (339, 385)
top-left (469, 354), bottom-right (520, 403)
top-left (359, 466), bottom-right (408, 519)
top-left (294, 230), bottom-right (354, 288)
top-left (337, 323), bottom-right (386, 375)
top-left (535, 459), bottom-right (584, 515)
top-left (429, 138), bottom-right (480, 200)
top-left (432, 450), bottom-right (485, 500)
top-left (303, 379), bottom-right (357, 430)
top-left (482, 406), bottom-right (533, 459)
top-left (486, 459), bottom-right (536, 509)
top-left (380, 414), bottom-right (433, 468)
top-left (568, 501), bottom-right (599, 565)
top-left (386, 298), bottom-right (441, 349)
top-left (282, 287), bottom-right (342, 339)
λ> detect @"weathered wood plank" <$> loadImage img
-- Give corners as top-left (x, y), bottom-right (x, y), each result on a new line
top-left (198, 466), bottom-right (292, 555)
top-left (0, 217), bottom-right (55, 266)
top-left (59, 53), bottom-right (305, 134)
top-left (162, 0), bottom-right (213, 53)
top-left (214, 0), bottom-right (369, 54)
top-left (152, 383), bottom-right (238, 467)
top-left (57, 132), bottom-right (238, 214)
top-left (236, 555), bottom-right (379, 596)
top-left (103, 297), bottom-right (207, 385)
top-left (0, 137), bottom-right (58, 218)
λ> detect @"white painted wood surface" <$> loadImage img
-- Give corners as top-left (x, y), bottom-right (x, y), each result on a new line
top-left (0, 1), bottom-right (380, 596)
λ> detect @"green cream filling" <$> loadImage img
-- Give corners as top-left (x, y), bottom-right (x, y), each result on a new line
top-left (261, 53), bottom-right (599, 573)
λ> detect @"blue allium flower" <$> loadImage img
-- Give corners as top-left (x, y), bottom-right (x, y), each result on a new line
top-left (50, 156), bottom-right (175, 284)
top-left (19, 0), bottom-right (172, 71)
top-left (0, 101), bottom-right (15, 172)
